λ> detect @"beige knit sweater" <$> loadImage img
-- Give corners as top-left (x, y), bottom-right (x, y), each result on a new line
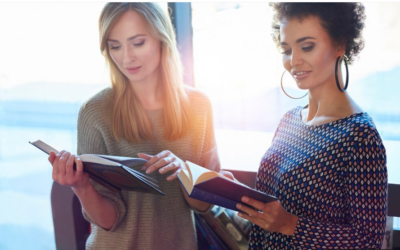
top-left (77, 86), bottom-right (220, 250)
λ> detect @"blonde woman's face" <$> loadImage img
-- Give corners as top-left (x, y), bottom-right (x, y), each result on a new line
top-left (279, 16), bottom-right (344, 90)
top-left (107, 10), bottom-right (161, 85)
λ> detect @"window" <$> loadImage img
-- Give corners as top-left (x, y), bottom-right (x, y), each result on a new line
top-left (191, 3), bottom-right (400, 187)
top-left (0, 3), bottom-right (167, 249)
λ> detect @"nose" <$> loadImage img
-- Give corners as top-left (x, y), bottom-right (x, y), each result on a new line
top-left (122, 45), bottom-right (136, 64)
top-left (290, 50), bottom-right (303, 67)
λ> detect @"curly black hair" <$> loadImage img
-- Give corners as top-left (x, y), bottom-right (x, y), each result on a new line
top-left (270, 3), bottom-right (366, 64)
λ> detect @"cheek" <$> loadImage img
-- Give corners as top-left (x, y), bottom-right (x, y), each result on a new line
top-left (144, 41), bottom-right (161, 66)
top-left (282, 56), bottom-right (291, 71)
top-left (313, 50), bottom-right (336, 74)
top-left (109, 51), bottom-right (121, 67)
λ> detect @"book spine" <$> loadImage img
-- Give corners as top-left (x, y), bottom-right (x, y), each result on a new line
top-left (225, 209), bottom-right (251, 239)
top-left (195, 213), bottom-right (228, 250)
top-left (200, 211), bottom-right (244, 250)
top-left (190, 188), bottom-right (239, 211)
top-left (215, 211), bottom-right (248, 250)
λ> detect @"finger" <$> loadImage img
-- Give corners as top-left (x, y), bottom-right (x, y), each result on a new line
top-left (159, 162), bottom-right (180, 175)
top-left (143, 150), bottom-right (171, 168)
top-left (58, 151), bottom-right (70, 176)
top-left (138, 153), bottom-right (152, 160)
top-left (65, 154), bottom-right (76, 178)
top-left (146, 155), bottom-right (175, 174)
top-left (237, 211), bottom-right (266, 229)
top-left (138, 153), bottom-right (153, 170)
top-left (52, 150), bottom-right (66, 175)
top-left (241, 196), bottom-right (267, 212)
top-left (74, 156), bottom-right (84, 179)
top-left (236, 202), bottom-right (261, 218)
top-left (166, 169), bottom-right (180, 181)
top-left (49, 151), bottom-right (58, 175)
top-left (219, 170), bottom-right (235, 181)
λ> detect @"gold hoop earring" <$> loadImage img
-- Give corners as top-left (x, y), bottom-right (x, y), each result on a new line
top-left (280, 70), bottom-right (308, 99)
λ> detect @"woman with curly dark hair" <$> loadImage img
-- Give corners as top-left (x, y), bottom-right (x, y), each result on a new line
top-left (235, 3), bottom-right (387, 249)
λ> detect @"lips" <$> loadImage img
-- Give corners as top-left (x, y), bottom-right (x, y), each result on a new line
top-left (126, 66), bottom-right (141, 74)
top-left (291, 70), bottom-right (311, 80)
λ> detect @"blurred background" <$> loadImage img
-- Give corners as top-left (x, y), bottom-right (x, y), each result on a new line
top-left (0, 2), bottom-right (399, 249)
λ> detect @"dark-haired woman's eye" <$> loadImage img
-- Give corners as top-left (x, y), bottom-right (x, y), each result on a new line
top-left (302, 45), bottom-right (314, 52)
top-left (282, 49), bottom-right (291, 56)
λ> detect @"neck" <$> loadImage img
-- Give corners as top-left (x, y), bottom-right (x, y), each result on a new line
top-left (303, 73), bottom-right (358, 124)
top-left (129, 68), bottom-right (164, 110)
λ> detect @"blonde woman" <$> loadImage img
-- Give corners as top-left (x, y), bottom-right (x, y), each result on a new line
top-left (48, 3), bottom-right (223, 249)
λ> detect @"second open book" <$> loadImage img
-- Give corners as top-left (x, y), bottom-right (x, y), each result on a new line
top-left (177, 162), bottom-right (277, 212)
top-left (30, 140), bottom-right (164, 195)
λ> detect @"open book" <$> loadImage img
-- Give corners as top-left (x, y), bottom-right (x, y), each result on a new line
top-left (177, 161), bottom-right (277, 212)
top-left (30, 140), bottom-right (164, 195)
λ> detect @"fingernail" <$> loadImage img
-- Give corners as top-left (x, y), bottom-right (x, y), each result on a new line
top-left (159, 168), bottom-right (164, 173)
top-left (242, 196), bottom-right (249, 202)
top-left (236, 203), bottom-right (242, 209)
top-left (76, 157), bottom-right (81, 161)
top-left (146, 169), bottom-right (150, 174)
top-left (237, 213), bottom-right (242, 217)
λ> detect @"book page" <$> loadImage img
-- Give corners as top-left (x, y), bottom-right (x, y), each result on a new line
top-left (185, 161), bottom-right (221, 185)
top-left (95, 155), bottom-right (147, 168)
top-left (80, 154), bottom-right (121, 167)
top-left (177, 169), bottom-right (193, 194)
top-left (30, 140), bottom-right (120, 167)
top-left (30, 140), bottom-right (60, 155)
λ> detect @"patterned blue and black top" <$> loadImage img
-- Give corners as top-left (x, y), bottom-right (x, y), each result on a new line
top-left (249, 106), bottom-right (387, 249)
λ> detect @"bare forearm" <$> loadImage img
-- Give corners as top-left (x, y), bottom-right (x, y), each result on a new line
top-left (180, 185), bottom-right (212, 213)
top-left (72, 184), bottom-right (117, 230)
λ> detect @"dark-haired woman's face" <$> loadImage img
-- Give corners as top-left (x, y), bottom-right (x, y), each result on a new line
top-left (279, 16), bottom-right (344, 91)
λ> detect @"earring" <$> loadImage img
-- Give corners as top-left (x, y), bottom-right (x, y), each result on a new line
top-left (335, 55), bottom-right (349, 92)
top-left (280, 70), bottom-right (308, 99)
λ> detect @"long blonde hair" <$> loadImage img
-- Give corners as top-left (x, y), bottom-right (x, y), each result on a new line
top-left (99, 2), bottom-right (192, 142)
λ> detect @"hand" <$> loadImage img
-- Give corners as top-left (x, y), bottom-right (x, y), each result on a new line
top-left (236, 196), bottom-right (299, 236)
top-left (138, 150), bottom-right (186, 181)
top-left (219, 170), bottom-right (235, 181)
top-left (48, 150), bottom-right (90, 191)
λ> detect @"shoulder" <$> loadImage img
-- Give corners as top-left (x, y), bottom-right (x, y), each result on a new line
top-left (348, 113), bottom-right (384, 146)
top-left (78, 87), bottom-right (112, 122)
top-left (279, 106), bottom-right (303, 125)
top-left (184, 85), bottom-right (213, 112)
top-left (184, 85), bottom-right (212, 104)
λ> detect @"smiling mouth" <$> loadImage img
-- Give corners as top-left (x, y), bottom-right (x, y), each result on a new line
top-left (292, 71), bottom-right (309, 76)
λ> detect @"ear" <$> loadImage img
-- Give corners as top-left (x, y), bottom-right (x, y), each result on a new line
top-left (336, 41), bottom-right (346, 58)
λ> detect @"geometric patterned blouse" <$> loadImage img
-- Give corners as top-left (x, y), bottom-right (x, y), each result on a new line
top-left (249, 106), bottom-right (387, 249)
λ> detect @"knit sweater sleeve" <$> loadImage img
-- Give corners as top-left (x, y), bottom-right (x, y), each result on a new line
top-left (289, 129), bottom-right (388, 249)
top-left (77, 98), bottom-right (127, 232)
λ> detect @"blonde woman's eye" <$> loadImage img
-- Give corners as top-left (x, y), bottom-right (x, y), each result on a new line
top-left (109, 45), bottom-right (121, 50)
top-left (134, 41), bottom-right (145, 47)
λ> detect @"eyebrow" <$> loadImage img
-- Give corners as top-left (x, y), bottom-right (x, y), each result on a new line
top-left (107, 34), bottom-right (146, 43)
top-left (280, 36), bottom-right (316, 46)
